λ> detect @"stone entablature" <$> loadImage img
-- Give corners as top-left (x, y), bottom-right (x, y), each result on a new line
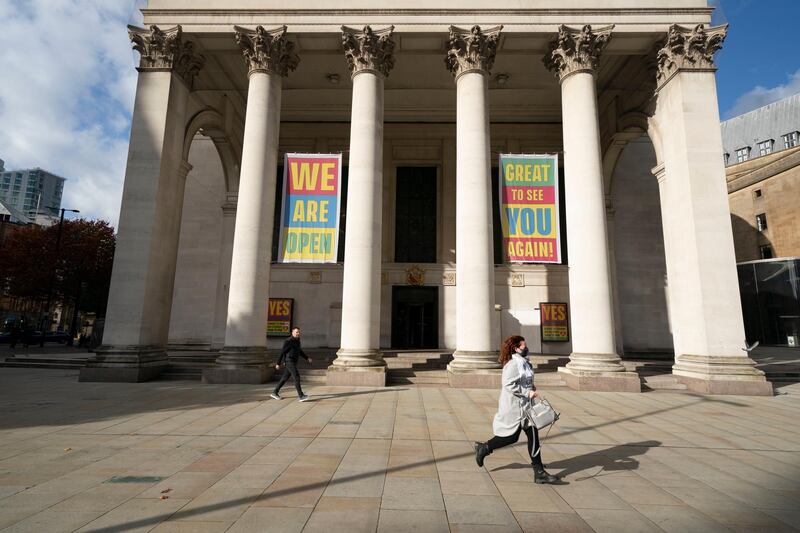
top-left (543, 24), bottom-right (613, 81)
top-left (233, 25), bottom-right (300, 77)
top-left (128, 24), bottom-right (204, 86)
top-left (341, 25), bottom-right (396, 78)
top-left (445, 25), bottom-right (502, 78)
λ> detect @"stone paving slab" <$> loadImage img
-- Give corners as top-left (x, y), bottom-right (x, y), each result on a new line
top-left (0, 368), bottom-right (799, 532)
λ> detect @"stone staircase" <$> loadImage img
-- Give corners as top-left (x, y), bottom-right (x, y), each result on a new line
top-left (0, 355), bottom-right (88, 370)
top-left (384, 351), bottom-right (451, 386)
top-left (4, 348), bottom-right (798, 391)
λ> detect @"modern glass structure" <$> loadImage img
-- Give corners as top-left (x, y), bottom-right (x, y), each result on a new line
top-left (738, 258), bottom-right (800, 347)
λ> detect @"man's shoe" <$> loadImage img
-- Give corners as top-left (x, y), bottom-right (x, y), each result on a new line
top-left (533, 465), bottom-right (559, 484)
top-left (299, 395), bottom-right (310, 402)
top-left (474, 442), bottom-right (491, 468)
top-left (270, 393), bottom-right (281, 400)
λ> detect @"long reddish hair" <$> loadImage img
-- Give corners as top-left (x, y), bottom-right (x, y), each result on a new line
top-left (499, 335), bottom-right (525, 367)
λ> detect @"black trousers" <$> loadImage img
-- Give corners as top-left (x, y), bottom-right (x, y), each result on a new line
top-left (487, 424), bottom-right (543, 466)
top-left (274, 359), bottom-right (304, 396)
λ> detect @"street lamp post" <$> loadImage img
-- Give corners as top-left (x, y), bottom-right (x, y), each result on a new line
top-left (39, 207), bottom-right (79, 347)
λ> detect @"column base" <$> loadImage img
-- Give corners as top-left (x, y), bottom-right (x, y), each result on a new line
top-left (447, 367), bottom-right (502, 389)
top-left (326, 365), bottom-right (386, 387)
top-left (565, 352), bottom-right (628, 373)
top-left (79, 345), bottom-right (167, 383)
top-left (673, 354), bottom-right (773, 396)
top-left (557, 367), bottom-right (641, 393)
top-left (201, 346), bottom-right (273, 384)
top-left (331, 348), bottom-right (386, 368)
top-left (449, 350), bottom-right (501, 371)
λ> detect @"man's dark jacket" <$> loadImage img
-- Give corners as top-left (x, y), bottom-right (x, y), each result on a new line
top-left (278, 337), bottom-right (309, 366)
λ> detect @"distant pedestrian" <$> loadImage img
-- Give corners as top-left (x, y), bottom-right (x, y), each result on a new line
top-left (271, 327), bottom-right (313, 402)
top-left (8, 325), bottom-right (20, 349)
top-left (474, 335), bottom-right (559, 484)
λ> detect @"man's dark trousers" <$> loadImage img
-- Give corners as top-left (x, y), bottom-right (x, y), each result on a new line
top-left (275, 360), bottom-right (304, 397)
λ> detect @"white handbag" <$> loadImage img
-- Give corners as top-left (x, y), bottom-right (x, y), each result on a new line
top-left (525, 398), bottom-right (560, 430)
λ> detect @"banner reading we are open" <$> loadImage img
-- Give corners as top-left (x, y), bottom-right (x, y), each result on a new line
top-left (278, 153), bottom-right (342, 263)
top-left (498, 154), bottom-right (562, 263)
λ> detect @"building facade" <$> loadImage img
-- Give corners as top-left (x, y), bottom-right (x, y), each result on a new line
top-left (80, 0), bottom-right (772, 395)
top-left (0, 167), bottom-right (65, 222)
top-left (723, 94), bottom-right (800, 262)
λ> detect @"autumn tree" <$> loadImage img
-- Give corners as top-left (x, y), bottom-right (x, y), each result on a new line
top-left (0, 219), bottom-right (116, 327)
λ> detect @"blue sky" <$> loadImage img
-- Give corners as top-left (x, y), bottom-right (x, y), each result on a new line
top-left (0, 0), bottom-right (798, 224)
top-left (712, 0), bottom-right (800, 119)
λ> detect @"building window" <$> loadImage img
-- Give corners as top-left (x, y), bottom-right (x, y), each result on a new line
top-left (757, 140), bottom-right (773, 157)
top-left (760, 245), bottom-right (773, 259)
top-left (784, 131), bottom-right (799, 149)
top-left (395, 166), bottom-right (438, 263)
top-left (724, 153), bottom-right (730, 165)
top-left (756, 213), bottom-right (768, 232)
top-left (735, 147), bottom-right (750, 163)
top-left (753, 189), bottom-right (762, 199)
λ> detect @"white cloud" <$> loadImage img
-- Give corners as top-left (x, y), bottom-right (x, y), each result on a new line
top-left (723, 69), bottom-right (800, 119)
top-left (0, 0), bottom-right (145, 226)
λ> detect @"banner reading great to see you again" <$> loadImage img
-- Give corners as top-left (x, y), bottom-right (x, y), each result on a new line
top-left (499, 154), bottom-right (561, 263)
top-left (278, 153), bottom-right (342, 263)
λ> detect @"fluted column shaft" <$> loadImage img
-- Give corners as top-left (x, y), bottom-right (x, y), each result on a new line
top-left (544, 25), bottom-right (639, 392)
top-left (328, 25), bottom-right (395, 386)
top-left (220, 71), bottom-right (281, 357)
top-left (452, 70), bottom-right (497, 366)
top-left (335, 70), bottom-right (385, 366)
top-left (560, 71), bottom-right (620, 368)
top-left (205, 25), bottom-right (299, 384)
top-left (444, 25), bottom-right (503, 382)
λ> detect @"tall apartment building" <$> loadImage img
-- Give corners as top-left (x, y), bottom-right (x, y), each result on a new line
top-left (0, 165), bottom-right (66, 222)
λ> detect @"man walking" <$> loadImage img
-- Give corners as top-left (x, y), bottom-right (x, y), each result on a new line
top-left (271, 327), bottom-right (312, 401)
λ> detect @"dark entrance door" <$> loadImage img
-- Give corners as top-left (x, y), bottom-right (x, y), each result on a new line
top-left (392, 286), bottom-right (439, 349)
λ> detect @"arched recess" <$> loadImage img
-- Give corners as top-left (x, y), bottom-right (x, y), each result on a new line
top-left (168, 107), bottom-right (242, 350)
top-left (606, 131), bottom-right (674, 357)
top-left (181, 107), bottom-right (242, 194)
top-left (602, 112), bottom-right (650, 197)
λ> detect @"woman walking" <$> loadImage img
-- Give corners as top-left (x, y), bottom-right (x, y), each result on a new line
top-left (474, 335), bottom-right (558, 484)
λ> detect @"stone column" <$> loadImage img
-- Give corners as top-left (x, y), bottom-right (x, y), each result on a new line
top-left (328, 26), bottom-right (395, 387)
top-left (544, 24), bottom-right (640, 392)
top-left (211, 194), bottom-right (237, 349)
top-left (203, 26), bottom-right (299, 384)
top-left (445, 25), bottom-right (503, 388)
top-left (80, 25), bottom-right (203, 382)
top-left (651, 24), bottom-right (771, 395)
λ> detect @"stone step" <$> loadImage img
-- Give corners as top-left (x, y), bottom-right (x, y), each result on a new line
top-left (389, 369), bottom-right (448, 377)
top-left (385, 361), bottom-right (448, 370)
top-left (641, 374), bottom-right (688, 391)
top-left (4, 356), bottom-right (88, 365)
top-left (0, 361), bottom-right (84, 370)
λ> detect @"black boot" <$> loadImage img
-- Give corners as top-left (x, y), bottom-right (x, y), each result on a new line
top-left (533, 464), bottom-right (558, 484)
top-left (474, 442), bottom-right (491, 468)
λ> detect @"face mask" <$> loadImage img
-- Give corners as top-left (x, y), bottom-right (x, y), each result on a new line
top-left (517, 347), bottom-right (529, 358)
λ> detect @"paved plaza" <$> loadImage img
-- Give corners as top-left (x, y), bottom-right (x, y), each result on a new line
top-left (0, 368), bottom-right (799, 532)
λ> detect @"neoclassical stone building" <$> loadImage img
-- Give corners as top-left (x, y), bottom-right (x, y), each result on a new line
top-left (80, 0), bottom-right (772, 395)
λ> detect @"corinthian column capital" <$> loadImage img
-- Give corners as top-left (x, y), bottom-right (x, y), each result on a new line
top-left (656, 24), bottom-right (727, 85)
top-left (234, 25), bottom-right (300, 78)
top-left (445, 25), bottom-right (503, 79)
top-left (543, 24), bottom-right (613, 82)
top-left (129, 25), bottom-right (205, 87)
top-left (341, 25), bottom-right (396, 78)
